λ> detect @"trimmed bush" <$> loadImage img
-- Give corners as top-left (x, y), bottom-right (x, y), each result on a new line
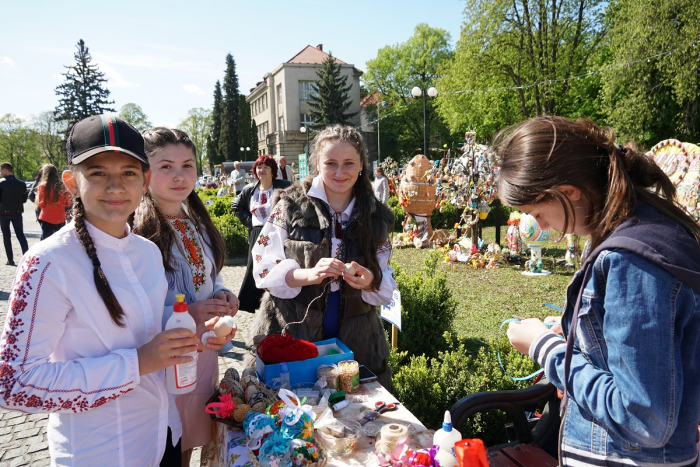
top-left (431, 203), bottom-right (462, 230)
top-left (391, 333), bottom-right (540, 445)
top-left (211, 213), bottom-right (249, 257)
top-left (387, 252), bottom-right (456, 359)
top-left (206, 195), bottom-right (234, 218)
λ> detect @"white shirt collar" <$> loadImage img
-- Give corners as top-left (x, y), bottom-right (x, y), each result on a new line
top-left (84, 219), bottom-right (132, 250)
top-left (308, 175), bottom-right (356, 219)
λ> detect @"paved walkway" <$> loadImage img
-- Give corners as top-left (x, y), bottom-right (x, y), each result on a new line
top-left (0, 202), bottom-right (256, 466)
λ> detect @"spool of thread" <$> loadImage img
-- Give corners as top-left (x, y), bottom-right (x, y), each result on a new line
top-left (201, 315), bottom-right (236, 345)
top-left (376, 423), bottom-right (409, 454)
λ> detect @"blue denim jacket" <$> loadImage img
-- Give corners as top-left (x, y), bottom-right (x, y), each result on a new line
top-left (530, 204), bottom-right (700, 466)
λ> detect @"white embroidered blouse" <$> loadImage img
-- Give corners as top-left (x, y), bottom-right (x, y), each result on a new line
top-left (251, 175), bottom-right (395, 304)
top-left (249, 185), bottom-right (275, 227)
top-left (0, 221), bottom-right (180, 467)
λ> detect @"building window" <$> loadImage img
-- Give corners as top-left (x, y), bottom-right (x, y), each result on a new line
top-left (279, 116), bottom-right (285, 132)
top-left (300, 113), bottom-right (316, 125)
top-left (257, 121), bottom-right (268, 142)
top-left (299, 81), bottom-right (316, 101)
top-left (276, 84), bottom-right (283, 106)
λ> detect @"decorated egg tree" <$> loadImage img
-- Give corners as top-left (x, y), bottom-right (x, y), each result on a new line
top-left (518, 213), bottom-right (551, 276)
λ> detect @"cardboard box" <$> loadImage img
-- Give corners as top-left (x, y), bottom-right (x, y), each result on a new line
top-left (255, 338), bottom-right (354, 386)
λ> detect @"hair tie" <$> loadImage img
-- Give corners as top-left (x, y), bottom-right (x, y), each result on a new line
top-left (91, 257), bottom-right (101, 267)
top-left (618, 145), bottom-right (628, 156)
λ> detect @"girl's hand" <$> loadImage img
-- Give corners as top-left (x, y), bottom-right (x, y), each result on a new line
top-left (544, 316), bottom-right (564, 337)
top-left (137, 328), bottom-right (198, 376)
top-left (197, 316), bottom-right (238, 351)
top-left (213, 290), bottom-right (239, 317)
top-left (307, 258), bottom-right (345, 285)
top-left (507, 318), bottom-right (550, 355)
top-left (188, 298), bottom-right (232, 325)
top-left (343, 261), bottom-right (374, 290)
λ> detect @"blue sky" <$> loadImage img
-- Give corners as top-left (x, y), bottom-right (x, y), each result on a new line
top-left (0, 0), bottom-right (465, 127)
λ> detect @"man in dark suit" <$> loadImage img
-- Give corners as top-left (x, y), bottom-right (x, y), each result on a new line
top-left (0, 163), bottom-right (29, 266)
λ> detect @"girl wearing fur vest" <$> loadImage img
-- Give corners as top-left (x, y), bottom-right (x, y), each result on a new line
top-left (250, 125), bottom-right (396, 388)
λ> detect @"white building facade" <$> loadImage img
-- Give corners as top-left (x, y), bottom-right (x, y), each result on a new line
top-left (246, 44), bottom-right (363, 167)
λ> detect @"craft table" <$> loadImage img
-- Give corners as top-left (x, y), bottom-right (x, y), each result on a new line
top-left (215, 381), bottom-right (435, 466)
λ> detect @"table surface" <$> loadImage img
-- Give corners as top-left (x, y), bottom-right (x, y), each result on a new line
top-left (217, 380), bottom-right (435, 466)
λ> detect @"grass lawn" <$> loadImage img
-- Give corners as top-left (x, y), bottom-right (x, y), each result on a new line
top-left (391, 226), bottom-right (581, 349)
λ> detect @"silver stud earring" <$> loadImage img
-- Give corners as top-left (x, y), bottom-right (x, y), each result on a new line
top-left (359, 170), bottom-right (362, 176)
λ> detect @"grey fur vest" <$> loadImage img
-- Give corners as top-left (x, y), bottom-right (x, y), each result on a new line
top-left (247, 180), bottom-right (395, 386)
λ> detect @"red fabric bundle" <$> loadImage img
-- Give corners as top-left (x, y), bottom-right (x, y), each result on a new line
top-left (256, 333), bottom-right (318, 364)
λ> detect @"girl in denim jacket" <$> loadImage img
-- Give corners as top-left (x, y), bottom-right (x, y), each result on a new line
top-left (501, 116), bottom-right (700, 467)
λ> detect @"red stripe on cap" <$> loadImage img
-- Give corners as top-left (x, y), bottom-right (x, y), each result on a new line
top-left (105, 115), bottom-right (117, 147)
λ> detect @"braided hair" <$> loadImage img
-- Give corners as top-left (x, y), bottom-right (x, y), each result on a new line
top-left (72, 198), bottom-right (126, 327)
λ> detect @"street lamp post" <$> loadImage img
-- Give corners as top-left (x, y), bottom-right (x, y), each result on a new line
top-left (411, 86), bottom-right (437, 157)
top-left (300, 126), bottom-right (310, 155)
top-left (239, 146), bottom-right (250, 161)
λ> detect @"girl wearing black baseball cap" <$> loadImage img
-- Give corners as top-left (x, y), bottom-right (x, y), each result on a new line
top-left (0, 115), bottom-right (202, 466)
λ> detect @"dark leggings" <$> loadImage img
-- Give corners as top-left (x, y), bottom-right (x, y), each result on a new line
top-left (159, 428), bottom-right (182, 467)
top-left (38, 220), bottom-right (64, 240)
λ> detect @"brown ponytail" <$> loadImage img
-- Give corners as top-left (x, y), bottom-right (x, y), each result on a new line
top-left (495, 116), bottom-right (700, 250)
top-left (73, 198), bottom-right (126, 327)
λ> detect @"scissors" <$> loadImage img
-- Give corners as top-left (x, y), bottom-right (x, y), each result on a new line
top-left (361, 401), bottom-right (400, 425)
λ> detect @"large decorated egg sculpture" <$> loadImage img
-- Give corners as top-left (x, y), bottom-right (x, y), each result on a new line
top-left (518, 214), bottom-right (550, 245)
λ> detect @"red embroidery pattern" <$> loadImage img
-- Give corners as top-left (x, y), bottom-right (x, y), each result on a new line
top-left (255, 254), bottom-right (262, 263)
top-left (258, 269), bottom-right (269, 279)
top-left (171, 218), bottom-right (207, 291)
top-left (267, 204), bottom-right (287, 230)
top-left (0, 256), bottom-right (135, 413)
top-left (257, 234), bottom-right (271, 247)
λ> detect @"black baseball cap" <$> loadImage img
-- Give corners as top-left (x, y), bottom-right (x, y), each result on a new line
top-left (66, 114), bottom-right (149, 166)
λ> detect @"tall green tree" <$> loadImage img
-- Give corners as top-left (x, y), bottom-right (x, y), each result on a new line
top-left (249, 118), bottom-right (259, 158)
top-left (118, 103), bottom-right (152, 131)
top-left (601, 0), bottom-right (700, 145)
top-left (308, 53), bottom-right (358, 129)
top-left (179, 108), bottom-right (212, 175)
top-left (364, 24), bottom-right (454, 161)
top-left (437, 0), bottom-right (607, 139)
top-left (54, 39), bottom-right (115, 134)
top-left (0, 114), bottom-right (42, 180)
top-left (219, 54), bottom-right (240, 161)
top-left (208, 80), bottom-right (224, 171)
top-left (236, 95), bottom-right (259, 160)
top-left (32, 111), bottom-right (67, 166)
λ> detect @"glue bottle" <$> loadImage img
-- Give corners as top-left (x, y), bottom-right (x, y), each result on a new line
top-left (279, 362), bottom-right (291, 389)
top-left (165, 294), bottom-right (198, 394)
top-left (433, 410), bottom-right (462, 467)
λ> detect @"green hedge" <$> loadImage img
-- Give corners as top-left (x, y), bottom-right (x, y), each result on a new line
top-left (197, 190), bottom-right (248, 257)
top-left (388, 251), bottom-right (457, 359)
top-left (391, 334), bottom-right (540, 445)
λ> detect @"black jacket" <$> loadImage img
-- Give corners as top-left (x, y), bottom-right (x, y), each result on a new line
top-left (231, 179), bottom-right (292, 229)
top-left (0, 175), bottom-right (28, 214)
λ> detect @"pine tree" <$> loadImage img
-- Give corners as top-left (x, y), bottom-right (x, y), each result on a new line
top-left (249, 118), bottom-right (259, 157)
top-left (209, 80), bottom-right (224, 167)
top-left (308, 53), bottom-right (358, 130)
top-left (54, 39), bottom-right (115, 134)
top-left (219, 54), bottom-right (239, 161)
top-left (237, 94), bottom-right (251, 158)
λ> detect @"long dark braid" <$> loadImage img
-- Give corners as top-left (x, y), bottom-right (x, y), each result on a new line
top-left (73, 198), bottom-right (126, 327)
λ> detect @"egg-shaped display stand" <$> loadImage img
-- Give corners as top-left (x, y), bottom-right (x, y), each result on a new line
top-left (518, 214), bottom-right (551, 276)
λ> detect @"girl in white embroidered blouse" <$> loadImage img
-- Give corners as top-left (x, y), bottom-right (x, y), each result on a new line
top-left (0, 115), bottom-right (206, 466)
top-left (135, 127), bottom-right (239, 466)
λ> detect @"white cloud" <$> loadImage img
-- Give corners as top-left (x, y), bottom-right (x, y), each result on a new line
top-left (96, 61), bottom-right (138, 88)
top-left (182, 84), bottom-right (206, 95)
top-left (0, 56), bottom-right (18, 69)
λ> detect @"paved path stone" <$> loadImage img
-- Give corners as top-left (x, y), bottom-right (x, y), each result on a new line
top-left (0, 201), bottom-right (256, 466)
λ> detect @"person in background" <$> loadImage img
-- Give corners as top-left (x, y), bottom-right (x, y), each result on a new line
top-left (28, 167), bottom-right (45, 220)
top-left (135, 127), bottom-right (239, 467)
top-left (373, 166), bottom-right (389, 204)
top-left (276, 156), bottom-right (293, 182)
top-left (36, 164), bottom-right (72, 240)
top-left (249, 125), bottom-right (396, 388)
top-left (231, 161), bottom-right (247, 195)
top-left (502, 116), bottom-right (700, 467)
top-left (0, 162), bottom-right (28, 266)
top-left (232, 155), bottom-right (291, 313)
top-left (217, 176), bottom-right (228, 197)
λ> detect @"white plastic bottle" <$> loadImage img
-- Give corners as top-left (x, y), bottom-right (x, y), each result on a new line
top-left (165, 294), bottom-right (198, 394)
top-left (433, 410), bottom-right (462, 467)
top-left (279, 362), bottom-right (291, 389)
